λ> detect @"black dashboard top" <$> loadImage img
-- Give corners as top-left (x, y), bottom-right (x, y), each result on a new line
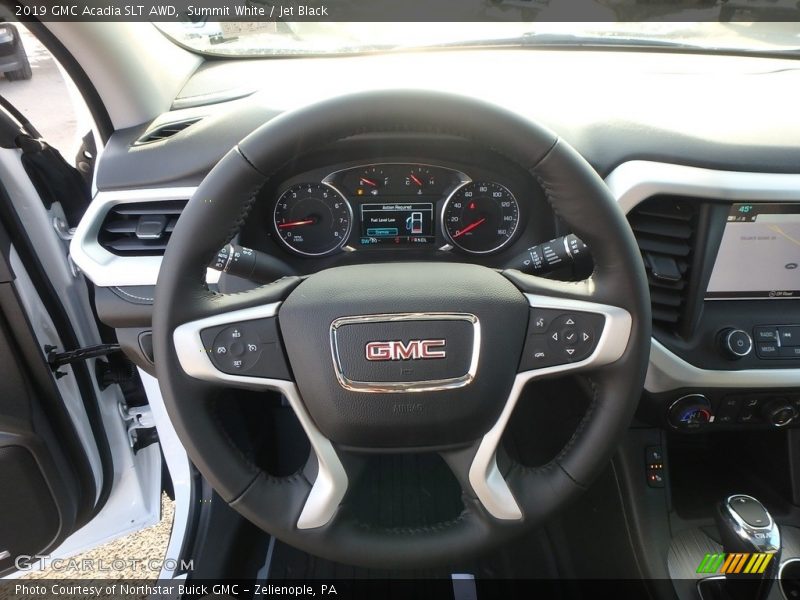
top-left (95, 49), bottom-right (800, 191)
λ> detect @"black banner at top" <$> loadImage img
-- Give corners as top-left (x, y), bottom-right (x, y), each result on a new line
top-left (6, 0), bottom-right (800, 22)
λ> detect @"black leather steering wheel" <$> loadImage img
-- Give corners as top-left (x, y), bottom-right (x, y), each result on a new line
top-left (152, 90), bottom-right (650, 568)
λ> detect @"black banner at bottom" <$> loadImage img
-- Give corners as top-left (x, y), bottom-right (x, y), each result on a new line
top-left (1, 578), bottom-right (688, 600)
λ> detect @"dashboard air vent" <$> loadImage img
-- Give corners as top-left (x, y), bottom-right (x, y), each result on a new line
top-left (628, 197), bottom-right (697, 329)
top-left (98, 200), bottom-right (187, 256)
top-left (134, 118), bottom-right (202, 145)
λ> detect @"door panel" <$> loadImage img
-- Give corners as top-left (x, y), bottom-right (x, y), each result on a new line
top-left (0, 281), bottom-right (88, 573)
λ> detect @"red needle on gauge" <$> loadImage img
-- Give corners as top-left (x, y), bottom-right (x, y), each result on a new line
top-left (360, 177), bottom-right (378, 187)
top-left (453, 217), bottom-right (486, 238)
top-left (409, 174), bottom-right (423, 187)
top-left (278, 218), bottom-right (316, 229)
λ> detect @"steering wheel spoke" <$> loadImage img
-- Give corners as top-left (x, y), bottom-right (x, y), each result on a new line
top-left (460, 276), bottom-right (633, 521)
top-left (173, 299), bottom-right (292, 389)
top-left (518, 289), bottom-right (633, 379)
top-left (172, 297), bottom-right (349, 529)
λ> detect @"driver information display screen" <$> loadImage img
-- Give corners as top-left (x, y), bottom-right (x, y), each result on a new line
top-left (706, 203), bottom-right (800, 299)
top-left (359, 201), bottom-right (435, 246)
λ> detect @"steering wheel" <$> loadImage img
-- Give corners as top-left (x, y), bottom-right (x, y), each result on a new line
top-left (152, 90), bottom-right (650, 568)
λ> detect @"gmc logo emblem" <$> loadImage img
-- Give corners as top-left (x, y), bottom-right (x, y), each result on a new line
top-left (365, 340), bottom-right (446, 361)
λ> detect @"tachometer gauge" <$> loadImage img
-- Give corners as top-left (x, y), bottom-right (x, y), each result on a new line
top-left (274, 183), bottom-right (352, 256)
top-left (442, 182), bottom-right (520, 254)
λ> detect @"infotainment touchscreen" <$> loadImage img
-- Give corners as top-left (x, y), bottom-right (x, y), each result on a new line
top-left (706, 203), bottom-right (800, 299)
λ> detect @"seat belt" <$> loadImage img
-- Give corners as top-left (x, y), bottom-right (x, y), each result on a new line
top-left (0, 94), bottom-right (91, 228)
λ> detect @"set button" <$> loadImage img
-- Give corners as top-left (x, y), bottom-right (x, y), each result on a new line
top-left (200, 317), bottom-right (292, 380)
top-left (211, 326), bottom-right (261, 371)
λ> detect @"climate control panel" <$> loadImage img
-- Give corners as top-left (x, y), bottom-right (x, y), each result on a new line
top-left (664, 391), bottom-right (800, 431)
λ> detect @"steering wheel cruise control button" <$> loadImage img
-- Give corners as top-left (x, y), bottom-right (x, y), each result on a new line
top-left (200, 317), bottom-right (291, 379)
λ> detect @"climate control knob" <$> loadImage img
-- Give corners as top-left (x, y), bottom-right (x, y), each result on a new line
top-left (720, 328), bottom-right (753, 359)
top-left (668, 394), bottom-right (713, 430)
top-left (762, 399), bottom-right (798, 427)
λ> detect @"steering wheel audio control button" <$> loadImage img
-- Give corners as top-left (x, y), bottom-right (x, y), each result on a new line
top-left (529, 309), bottom-right (560, 332)
top-left (200, 318), bottom-right (291, 380)
top-left (520, 308), bottom-right (606, 371)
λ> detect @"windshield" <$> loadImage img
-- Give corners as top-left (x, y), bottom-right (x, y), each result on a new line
top-left (154, 22), bottom-right (800, 57)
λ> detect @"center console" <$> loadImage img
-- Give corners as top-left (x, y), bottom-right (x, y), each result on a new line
top-left (605, 162), bottom-right (800, 600)
top-left (611, 172), bottom-right (800, 432)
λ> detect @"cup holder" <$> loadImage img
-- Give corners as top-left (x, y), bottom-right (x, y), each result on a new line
top-left (780, 559), bottom-right (800, 600)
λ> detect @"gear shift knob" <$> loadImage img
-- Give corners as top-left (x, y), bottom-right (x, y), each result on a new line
top-left (713, 494), bottom-right (780, 600)
top-left (716, 495), bottom-right (780, 556)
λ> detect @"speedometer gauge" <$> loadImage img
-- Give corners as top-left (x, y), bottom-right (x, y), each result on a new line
top-left (442, 182), bottom-right (520, 254)
top-left (274, 183), bottom-right (352, 256)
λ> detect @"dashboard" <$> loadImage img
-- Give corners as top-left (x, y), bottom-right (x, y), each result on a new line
top-left (64, 49), bottom-right (800, 437)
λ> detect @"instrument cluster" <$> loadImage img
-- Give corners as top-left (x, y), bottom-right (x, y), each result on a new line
top-left (272, 163), bottom-right (521, 257)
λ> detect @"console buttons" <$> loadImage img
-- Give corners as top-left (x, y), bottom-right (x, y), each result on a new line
top-left (779, 326), bottom-right (800, 347)
top-left (754, 327), bottom-right (779, 343)
top-left (738, 397), bottom-right (762, 424)
top-left (757, 342), bottom-right (780, 358)
top-left (519, 309), bottom-right (604, 371)
top-left (721, 329), bottom-right (753, 359)
top-left (753, 325), bottom-right (800, 359)
top-left (780, 346), bottom-right (800, 358)
top-left (645, 446), bottom-right (665, 489)
top-left (716, 396), bottom-right (742, 424)
top-left (200, 317), bottom-right (291, 379)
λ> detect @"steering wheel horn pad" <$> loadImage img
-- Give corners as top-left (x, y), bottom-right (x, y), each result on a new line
top-left (154, 90), bottom-right (650, 568)
top-left (278, 262), bottom-right (528, 449)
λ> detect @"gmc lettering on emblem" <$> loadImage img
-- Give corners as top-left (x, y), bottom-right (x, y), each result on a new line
top-left (365, 340), bottom-right (446, 361)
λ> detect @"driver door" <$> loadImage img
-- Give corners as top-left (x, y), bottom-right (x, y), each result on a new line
top-left (0, 93), bottom-right (161, 576)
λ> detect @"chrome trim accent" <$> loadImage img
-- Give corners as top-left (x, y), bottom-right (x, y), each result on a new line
top-left (605, 161), bottom-right (800, 392)
top-left (172, 302), bottom-right (347, 530)
top-left (469, 294), bottom-right (632, 520)
top-left (697, 575), bottom-right (727, 600)
top-left (720, 494), bottom-right (780, 553)
top-left (330, 312), bottom-right (480, 393)
top-left (607, 161), bottom-right (800, 215)
top-left (70, 187), bottom-right (220, 287)
top-left (647, 338), bottom-right (800, 393)
top-left (667, 394), bottom-right (711, 428)
top-left (0, 550), bottom-right (9, 561)
top-left (724, 329), bottom-right (753, 358)
top-left (779, 558), bottom-right (800, 600)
